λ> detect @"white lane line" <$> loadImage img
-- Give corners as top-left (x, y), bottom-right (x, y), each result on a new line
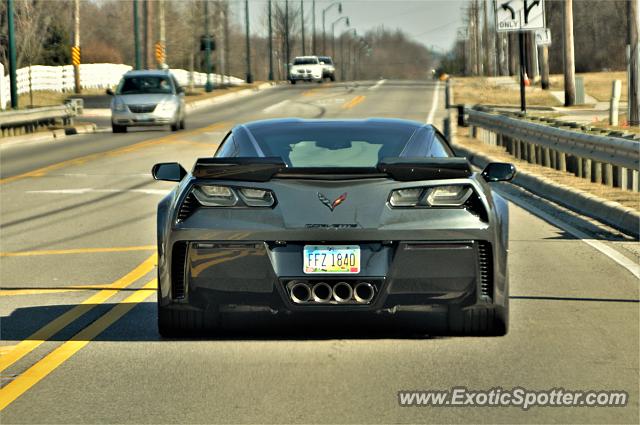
top-left (368, 79), bottom-right (386, 90)
top-left (426, 80), bottom-right (442, 124)
top-left (26, 188), bottom-right (169, 195)
top-left (262, 100), bottom-right (290, 113)
top-left (498, 189), bottom-right (640, 279)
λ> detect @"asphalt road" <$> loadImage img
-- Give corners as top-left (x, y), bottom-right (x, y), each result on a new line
top-left (0, 80), bottom-right (638, 424)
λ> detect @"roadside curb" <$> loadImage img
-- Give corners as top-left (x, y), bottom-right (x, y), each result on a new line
top-left (0, 123), bottom-right (97, 149)
top-left (185, 82), bottom-right (278, 112)
top-left (452, 142), bottom-right (640, 238)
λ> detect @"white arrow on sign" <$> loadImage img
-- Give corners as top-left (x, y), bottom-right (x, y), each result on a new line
top-left (496, 0), bottom-right (545, 32)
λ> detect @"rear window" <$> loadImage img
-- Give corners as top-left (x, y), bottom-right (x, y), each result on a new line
top-left (293, 57), bottom-right (319, 65)
top-left (117, 75), bottom-right (173, 95)
top-left (246, 123), bottom-right (417, 168)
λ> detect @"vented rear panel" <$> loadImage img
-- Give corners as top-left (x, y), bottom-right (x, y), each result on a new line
top-left (478, 241), bottom-right (493, 300)
top-left (171, 242), bottom-right (188, 299)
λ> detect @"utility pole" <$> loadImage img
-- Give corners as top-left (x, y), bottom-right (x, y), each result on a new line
top-left (143, 0), bottom-right (153, 69)
top-left (301, 0), bottom-right (306, 56)
top-left (157, 0), bottom-right (166, 68)
top-left (628, 0), bottom-right (639, 125)
top-left (285, 0), bottom-right (290, 69)
top-left (482, 0), bottom-right (492, 76)
top-left (540, 44), bottom-right (550, 89)
top-left (312, 0), bottom-right (316, 54)
top-left (223, 2), bottom-right (230, 85)
top-left (7, 0), bottom-right (17, 109)
top-left (563, 0), bottom-right (576, 106)
top-left (204, 1), bottom-right (213, 92)
top-left (245, 0), bottom-right (253, 83)
top-left (474, 0), bottom-right (482, 76)
top-left (73, 0), bottom-right (81, 93)
top-left (268, 0), bottom-right (274, 81)
top-left (133, 0), bottom-right (141, 70)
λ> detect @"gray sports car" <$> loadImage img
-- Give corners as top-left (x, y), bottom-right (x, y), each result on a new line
top-left (152, 119), bottom-right (515, 337)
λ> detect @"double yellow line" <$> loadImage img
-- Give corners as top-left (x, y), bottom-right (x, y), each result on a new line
top-left (0, 253), bottom-right (157, 411)
top-left (0, 122), bottom-right (230, 186)
top-left (342, 95), bottom-right (366, 110)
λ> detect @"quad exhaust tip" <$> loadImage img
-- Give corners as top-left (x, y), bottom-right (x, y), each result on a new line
top-left (332, 281), bottom-right (354, 303)
top-left (312, 282), bottom-right (332, 302)
top-left (288, 281), bottom-right (376, 304)
top-left (353, 282), bottom-right (375, 303)
top-left (290, 282), bottom-right (312, 303)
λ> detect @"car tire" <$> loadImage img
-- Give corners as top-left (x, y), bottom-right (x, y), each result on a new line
top-left (449, 307), bottom-right (508, 336)
top-left (179, 119), bottom-right (185, 130)
top-left (170, 122), bottom-right (180, 132)
top-left (112, 124), bottom-right (127, 133)
top-left (290, 80), bottom-right (296, 85)
top-left (329, 75), bottom-right (336, 82)
top-left (158, 305), bottom-right (210, 337)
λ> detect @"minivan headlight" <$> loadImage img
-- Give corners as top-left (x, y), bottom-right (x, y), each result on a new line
top-left (113, 99), bottom-right (127, 112)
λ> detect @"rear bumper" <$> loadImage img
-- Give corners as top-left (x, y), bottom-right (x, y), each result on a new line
top-left (111, 110), bottom-right (177, 126)
top-left (158, 237), bottom-right (508, 322)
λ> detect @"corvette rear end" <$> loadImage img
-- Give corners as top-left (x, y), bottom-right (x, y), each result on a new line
top-left (153, 119), bottom-right (514, 337)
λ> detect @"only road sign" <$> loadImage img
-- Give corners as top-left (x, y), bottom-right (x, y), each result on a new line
top-left (496, 0), bottom-right (545, 32)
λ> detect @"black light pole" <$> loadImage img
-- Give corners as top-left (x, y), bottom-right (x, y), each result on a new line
top-left (7, 0), bottom-right (17, 109)
top-left (244, 0), bottom-right (253, 83)
top-left (133, 0), bottom-right (141, 70)
top-left (204, 1), bottom-right (213, 92)
top-left (268, 0), bottom-right (274, 81)
top-left (331, 16), bottom-right (349, 59)
top-left (322, 2), bottom-right (341, 55)
top-left (301, 0), bottom-right (305, 55)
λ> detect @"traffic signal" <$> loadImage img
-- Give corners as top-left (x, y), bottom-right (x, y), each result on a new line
top-left (200, 35), bottom-right (216, 51)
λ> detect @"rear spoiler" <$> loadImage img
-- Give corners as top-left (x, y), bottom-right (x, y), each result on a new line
top-left (192, 157), bottom-right (472, 182)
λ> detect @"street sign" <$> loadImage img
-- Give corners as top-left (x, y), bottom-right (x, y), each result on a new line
top-left (496, 0), bottom-right (545, 32)
top-left (535, 28), bottom-right (551, 46)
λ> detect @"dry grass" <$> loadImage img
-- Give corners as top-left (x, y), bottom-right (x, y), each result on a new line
top-left (16, 88), bottom-right (105, 108)
top-left (454, 128), bottom-right (639, 211)
top-left (549, 72), bottom-right (627, 102)
top-left (451, 76), bottom-right (561, 107)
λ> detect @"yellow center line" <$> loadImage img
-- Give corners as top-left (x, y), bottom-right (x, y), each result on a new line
top-left (0, 253), bottom-right (156, 374)
top-left (0, 245), bottom-right (156, 257)
top-left (0, 279), bottom-right (157, 412)
top-left (0, 122), bottom-right (230, 186)
top-left (0, 284), bottom-right (157, 297)
top-left (342, 95), bottom-right (366, 110)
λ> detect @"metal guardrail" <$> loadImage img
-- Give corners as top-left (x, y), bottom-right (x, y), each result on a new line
top-left (466, 108), bottom-right (640, 192)
top-left (0, 104), bottom-right (77, 138)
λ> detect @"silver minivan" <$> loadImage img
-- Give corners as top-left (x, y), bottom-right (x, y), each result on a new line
top-left (107, 70), bottom-right (186, 133)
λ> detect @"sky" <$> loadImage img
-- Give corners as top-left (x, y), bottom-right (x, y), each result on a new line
top-left (232, 0), bottom-right (467, 52)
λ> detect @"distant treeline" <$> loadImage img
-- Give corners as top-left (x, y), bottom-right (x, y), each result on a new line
top-left (0, 0), bottom-right (436, 81)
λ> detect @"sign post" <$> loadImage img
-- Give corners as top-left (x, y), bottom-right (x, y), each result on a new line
top-left (495, 0), bottom-right (546, 113)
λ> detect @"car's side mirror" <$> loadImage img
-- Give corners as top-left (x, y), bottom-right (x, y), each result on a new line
top-left (152, 163), bottom-right (187, 182)
top-left (106, 88), bottom-right (114, 96)
top-left (177, 86), bottom-right (185, 94)
top-left (481, 162), bottom-right (516, 182)
top-left (319, 61), bottom-right (325, 65)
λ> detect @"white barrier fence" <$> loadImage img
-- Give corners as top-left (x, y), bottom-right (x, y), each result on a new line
top-left (0, 62), bottom-right (244, 110)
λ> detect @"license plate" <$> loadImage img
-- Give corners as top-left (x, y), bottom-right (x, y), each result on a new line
top-left (135, 115), bottom-right (153, 122)
top-left (303, 245), bottom-right (360, 274)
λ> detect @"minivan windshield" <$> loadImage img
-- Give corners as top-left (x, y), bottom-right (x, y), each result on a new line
top-left (117, 76), bottom-right (174, 95)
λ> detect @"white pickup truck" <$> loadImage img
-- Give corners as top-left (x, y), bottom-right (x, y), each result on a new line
top-left (289, 56), bottom-right (324, 84)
